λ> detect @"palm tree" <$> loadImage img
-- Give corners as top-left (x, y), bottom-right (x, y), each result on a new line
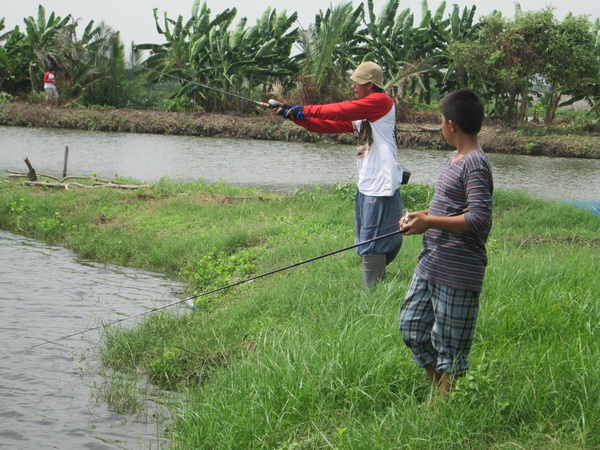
top-left (294, 2), bottom-right (364, 104)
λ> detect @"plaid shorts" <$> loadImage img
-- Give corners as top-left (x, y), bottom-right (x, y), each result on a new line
top-left (399, 274), bottom-right (479, 374)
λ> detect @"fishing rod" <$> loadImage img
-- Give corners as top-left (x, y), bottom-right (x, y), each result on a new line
top-left (32, 228), bottom-right (406, 348)
top-left (139, 65), bottom-right (286, 110)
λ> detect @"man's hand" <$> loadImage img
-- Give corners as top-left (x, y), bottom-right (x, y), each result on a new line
top-left (287, 106), bottom-right (304, 119)
top-left (276, 106), bottom-right (291, 117)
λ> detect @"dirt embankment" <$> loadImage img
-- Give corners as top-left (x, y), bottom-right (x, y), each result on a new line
top-left (1, 103), bottom-right (598, 158)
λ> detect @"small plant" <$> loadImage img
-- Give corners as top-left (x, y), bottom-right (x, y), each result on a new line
top-left (163, 95), bottom-right (194, 112)
top-left (0, 92), bottom-right (13, 103)
top-left (183, 247), bottom-right (256, 292)
top-left (525, 138), bottom-right (537, 154)
top-left (401, 184), bottom-right (435, 211)
top-left (37, 212), bottom-right (63, 236)
top-left (332, 182), bottom-right (356, 202)
top-left (3, 197), bottom-right (30, 230)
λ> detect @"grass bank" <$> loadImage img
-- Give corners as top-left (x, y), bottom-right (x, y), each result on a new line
top-left (1, 178), bottom-right (599, 448)
top-left (1, 102), bottom-right (599, 158)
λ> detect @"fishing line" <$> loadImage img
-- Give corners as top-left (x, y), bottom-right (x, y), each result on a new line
top-left (31, 228), bottom-right (406, 348)
top-left (141, 65), bottom-right (277, 108)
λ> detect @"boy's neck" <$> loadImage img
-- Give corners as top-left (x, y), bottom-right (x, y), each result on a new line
top-left (454, 134), bottom-right (481, 155)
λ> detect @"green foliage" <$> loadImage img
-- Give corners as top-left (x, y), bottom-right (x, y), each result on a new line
top-left (525, 138), bottom-right (537, 154)
top-left (2, 2), bottom-right (598, 114)
top-left (295, 2), bottom-right (364, 104)
top-left (401, 183), bottom-right (435, 211)
top-left (182, 247), bottom-right (257, 293)
top-left (0, 6), bottom-right (134, 106)
top-left (137, 1), bottom-right (298, 112)
top-left (448, 8), bottom-right (600, 125)
top-left (332, 182), bottom-right (356, 201)
top-left (0, 92), bottom-right (13, 103)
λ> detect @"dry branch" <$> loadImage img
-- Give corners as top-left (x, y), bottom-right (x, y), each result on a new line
top-left (22, 180), bottom-right (152, 190)
top-left (6, 170), bottom-right (59, 180)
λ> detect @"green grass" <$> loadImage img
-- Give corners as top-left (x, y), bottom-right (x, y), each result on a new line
top-left (1, 178), bottom-right (598, 448)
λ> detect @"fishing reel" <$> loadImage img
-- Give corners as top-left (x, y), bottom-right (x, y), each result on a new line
top-left (267, 99), bottom-right (290, 109)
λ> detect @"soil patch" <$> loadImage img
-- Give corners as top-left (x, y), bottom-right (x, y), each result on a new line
top-left (1, 103), bottom-right (598, 158)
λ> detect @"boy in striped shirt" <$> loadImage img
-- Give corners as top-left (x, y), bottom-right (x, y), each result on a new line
top-left (399, 89), bottom-right (493, 395)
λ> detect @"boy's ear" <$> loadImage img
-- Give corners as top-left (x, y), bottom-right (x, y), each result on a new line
top-left (447, 119), bottom-right (458, 133)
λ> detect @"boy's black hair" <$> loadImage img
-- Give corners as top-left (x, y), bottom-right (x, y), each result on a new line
top-left (440, 89), bottom-right (483, 135)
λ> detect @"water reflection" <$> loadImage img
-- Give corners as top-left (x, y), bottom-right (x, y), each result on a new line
top-left (1, 126), bottom-right (598, 201)
top-left (0, 230), bottom-right (183, 449)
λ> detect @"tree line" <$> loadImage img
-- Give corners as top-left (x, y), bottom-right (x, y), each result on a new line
top-left (1, 0), bottom-right (599, 125)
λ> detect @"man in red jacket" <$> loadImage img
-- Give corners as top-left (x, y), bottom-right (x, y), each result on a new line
top-left (43, 67), bottom-right (59, 106)
top-left (278, 62), bottom-right (405, 288)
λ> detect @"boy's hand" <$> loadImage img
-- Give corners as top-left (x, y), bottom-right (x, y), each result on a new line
top-left (400, 211), bottom-right (429, 236)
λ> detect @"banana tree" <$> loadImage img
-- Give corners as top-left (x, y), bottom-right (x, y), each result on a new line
top-left (236, 7), bottom-right (299, 102)
top-left (138, 0), bottom-right (298, 112)
top-left (21, 5), bottom-right (74, 91)
top-left (190, 6), bottom-right (299, 110)
top-left (0, 20), bottom-right (30, 94)
top-left (358, 0), bottom-right (451, 103)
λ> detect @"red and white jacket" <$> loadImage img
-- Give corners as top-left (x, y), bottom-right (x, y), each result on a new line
top-left (292, 93), bottom-right (400, 196)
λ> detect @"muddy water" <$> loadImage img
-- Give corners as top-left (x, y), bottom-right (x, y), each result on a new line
top-left (1, 126), bottom-right (599, 201)
top-left (0, 230), bottom-right (184, 449)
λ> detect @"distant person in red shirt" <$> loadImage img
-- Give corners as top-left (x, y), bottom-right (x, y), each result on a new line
top-left (43, 67), bottom-right (58, 106)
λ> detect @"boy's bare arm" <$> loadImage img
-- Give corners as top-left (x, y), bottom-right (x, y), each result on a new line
top-left (400, 210), bottom-right (471, 236)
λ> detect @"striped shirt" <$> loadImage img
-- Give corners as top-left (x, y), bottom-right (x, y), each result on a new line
top-left (415, 150), bottom-right (493, 292)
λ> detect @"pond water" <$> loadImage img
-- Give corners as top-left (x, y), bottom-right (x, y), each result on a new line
top-left (1, 126), bottom-right (599, 201)
top-left (0, 230), bottom-right (184, 449)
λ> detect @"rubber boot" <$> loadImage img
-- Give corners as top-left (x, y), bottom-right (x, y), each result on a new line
top-left (361, 254), bottom-right (387, 288)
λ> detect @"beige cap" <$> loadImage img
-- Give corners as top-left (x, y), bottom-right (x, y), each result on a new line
top-left (350, 62), bottom-right (385, 89)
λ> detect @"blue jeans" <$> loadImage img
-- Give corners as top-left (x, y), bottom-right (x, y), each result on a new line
top-left (355, 189), bottom-right (403, 263)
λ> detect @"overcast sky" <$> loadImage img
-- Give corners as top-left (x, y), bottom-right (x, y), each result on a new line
top-left (2, 0), bottom-right (598, 50)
